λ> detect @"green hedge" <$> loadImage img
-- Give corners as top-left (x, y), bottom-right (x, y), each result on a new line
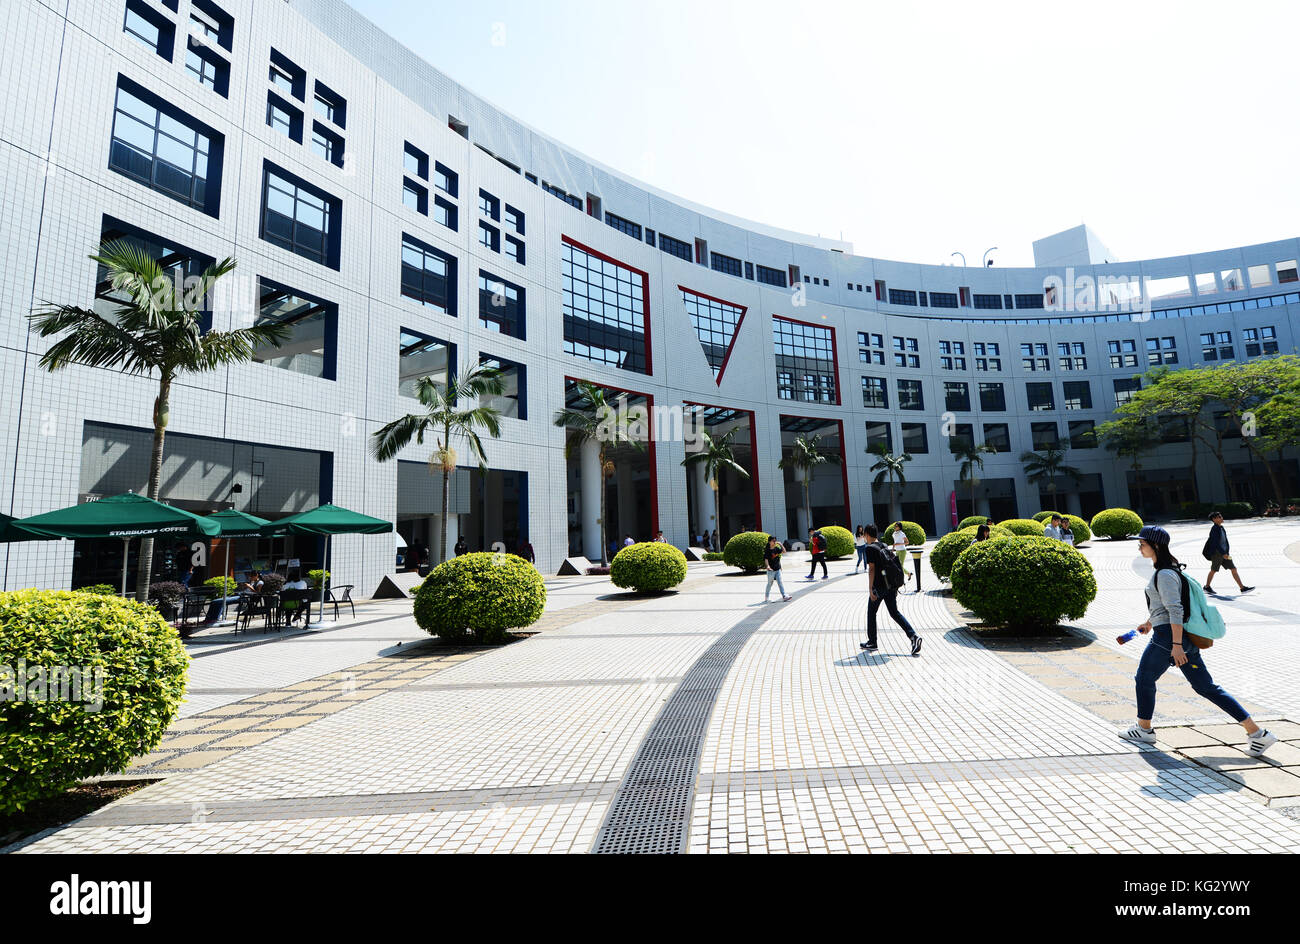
top-left (203, 575), bottom-right (236, 595)
top-left (723, 531), bottom-right (768, 573)
top-left (817, 525), bottom-right (855, 559)
top-left (77, 583), bottom-right (118, 596)
top-left (997, 518), bottom-right (1046, 536)
top-left (0, 590), bottom-right (189, 815)
top-left (1219, 501), bottom-right (1255, 520)
top-left (702, 551), bottom-right (724, 561)
top-left (1031, 511), bottom-right (1059, 523)
top-left (307, 569), bottom-right (329, 589)
top-left (886, 520), bottom-right (927, 546)
top-left (930, 525), bottom-right (1012, 581)
top-left (950, 536), bottom-right (1097, 631)
top-left (1090, 508), bottom-right (1144, 540)
top-left (958, 515), bottom-right (991, 530)
top-left (413, 552), bottom-right (546, 644)
top-left (1178, 502), bottom-right (1215, 519)
top-left (611, 542), bottom-right (688, 593)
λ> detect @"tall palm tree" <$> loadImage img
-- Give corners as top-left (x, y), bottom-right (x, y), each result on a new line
top-left (867, 442), bottom-right (912, 521)
top-left (29, 240), bottom-right (288, 598)
top-left (778, 434), bottom-right (839, 533)
top-left (682, 425), bottom-right (750, 544)
top-left (552, 381), bottom-right (644, 565)
top-left (952, 441), bottom-right (997, 514)
top-left (1019, 443), bottom-right (1083, 504)
top-left (371, 362), bottom-right (505, 567)
top-left (1098, 416), bottom-right (1159, 515)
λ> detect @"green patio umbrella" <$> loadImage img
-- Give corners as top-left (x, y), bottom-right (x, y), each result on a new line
top-left (14, 492), bottom-right (220, 596)
top-left (207, 509), bottom-right (272, 624)
top-left (260, 503), bottom-right (392, 627)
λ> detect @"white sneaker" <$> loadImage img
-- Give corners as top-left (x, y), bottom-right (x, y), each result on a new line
top-left (1119, 723), bottom-right (1156, 745)
top-left (1246, 729), bottom-right (1279, 757)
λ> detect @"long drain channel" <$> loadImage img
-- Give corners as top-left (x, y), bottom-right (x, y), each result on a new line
top-left (591, 601), bottom-right (784, 854)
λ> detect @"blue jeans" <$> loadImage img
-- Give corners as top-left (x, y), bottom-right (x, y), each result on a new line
top-left (1135, 624), bottom-right (1249, 722)
top-left (765, 569), bottom-right (787, 599)
top-left (855, 545), bottom-right (870, 569)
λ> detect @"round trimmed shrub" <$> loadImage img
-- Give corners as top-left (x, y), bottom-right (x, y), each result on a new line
top-left (1091, 508), bottom-right (1144, 540)
top-left (816, 525), bottom-right (855, 559)
top-left (0, 589), bottom-right (189, 815)
top-left (886, 520), bottom-right (927, 546)
top-left (203, 575), bottom-right (236, 595)
top-left (998, 518), bottom-right (1046, 536)
top-left (1061, 514), bottom-right (1092, 544)
top-left (1032, 510), bottom-right (1059, 523)
top-left (1221, 501), bottom-right (1254, 520)
top-left (610, 542), bottom-right (688, 593)
top-left (950, 536), bottom-right (1097, 631)
top-left (414, 552), bottom-right (546, 644)
top-left (702, 551), bottom-right (724, 561)
top-left (958, 515), bottom-right (991, 530)
top-left (307, 569), bottom-right (329, 590)
top-left (930, 526), bottom-right (1012, 580)
top-left (722, 531), bottom-right (769, 573)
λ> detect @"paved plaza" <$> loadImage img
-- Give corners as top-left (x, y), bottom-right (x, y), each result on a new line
top-left (7, 521), bottom-right (1300, 854)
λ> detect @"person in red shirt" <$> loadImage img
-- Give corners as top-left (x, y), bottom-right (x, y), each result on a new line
top-left (804, 527), bottom-right (828, 580)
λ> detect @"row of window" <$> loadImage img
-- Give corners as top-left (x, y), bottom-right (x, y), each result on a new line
top-left (860, 377), bottom-right (1133, 414)
top-left (124, 0), bottom-right (233, 98)
top-left (266, 48), bottom-right (346, 170)
top-left (865, 419), bottom-right (1100, 456)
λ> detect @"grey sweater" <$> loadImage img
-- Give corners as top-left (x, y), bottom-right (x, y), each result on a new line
top-left (1145, 569), bottom-right (1186, 626)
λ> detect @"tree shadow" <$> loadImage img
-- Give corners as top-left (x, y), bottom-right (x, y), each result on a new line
top-left (595, 589), bottom-right (682, 601)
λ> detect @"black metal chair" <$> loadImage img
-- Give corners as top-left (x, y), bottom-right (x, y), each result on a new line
top-left (178, 591), bottom-right (212, 632)
top-left (327, 584), bottom-right (355, 620)
top-left (279, 588), bottom-right (313, 628)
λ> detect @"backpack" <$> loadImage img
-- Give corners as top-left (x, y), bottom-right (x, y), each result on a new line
top-left (877, 545), bottom-right (906, 591)
top-left (813, 531), bottom-right (826, 553)
top-left (1159, 566), bottom-right (1226, 648)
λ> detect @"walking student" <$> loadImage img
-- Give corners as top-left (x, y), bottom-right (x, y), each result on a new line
top-left (891, 522), bottom-right (911, 581)
top-left (805, 527), bottom-right (829, 580)
top-left (1202, 510), bottom-right (1253, 595)
top-left (1120, 526), bottom-right (1276, 754)
top-left (853, 526), bottom-right (869, 573)
top-left (859, 525), bottom-right (922, 656)
top-left (764, 535), bottom-right (792, 602)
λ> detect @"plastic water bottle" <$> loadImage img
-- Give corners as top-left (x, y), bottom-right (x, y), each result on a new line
top-left (1116, 629), bottom-right (1138, 645)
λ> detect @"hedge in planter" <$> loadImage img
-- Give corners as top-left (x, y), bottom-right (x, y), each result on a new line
top-left (997, 518), bottom-right (1045, 536)
top-left (203, 575), bottom-right (236, 595)
top-left (0, 589), bottom-right (189, 815)
top-left (958, 515), bottom-right (992, 530)
top-left (610, 542), bottom-right (688, 593)
top-left (950, 535), bottom-right (1097, 631)
top-left (816, 525), bottom-right (855, 559)
top-left (1031, 511), bottom-right (1059, 523)
top-left (1090, 508), bottom-right (1143, 540)
top-left (723, 531), bottom-right (768, 573)
top-left (887, 520), bottom-right (927, 546)
top-left (930, 525), bottom-right (1012, 580)
top-left (414, 552), bottom-right (546, 644)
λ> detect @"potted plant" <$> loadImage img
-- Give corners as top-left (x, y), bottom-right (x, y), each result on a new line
top-left (147, 581), bottom-right (185, 623)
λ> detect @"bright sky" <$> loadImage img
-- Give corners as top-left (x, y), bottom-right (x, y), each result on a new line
top-left (349, 0), bottom-right (1300, 267)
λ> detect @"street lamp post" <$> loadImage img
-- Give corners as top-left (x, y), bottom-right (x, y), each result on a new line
top-left (982, 247), bottom-right (998, 267)
top-left (951, 251), bottom-right (966, 267)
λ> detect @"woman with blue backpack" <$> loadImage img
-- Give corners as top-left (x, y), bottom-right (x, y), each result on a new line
top-left (1120, 525), bottom-right (1277, 756)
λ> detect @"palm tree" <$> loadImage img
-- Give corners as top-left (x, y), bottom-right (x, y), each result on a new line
top-left (867, 443), bottom-right (912, 522)
top-left (1098, 416), bottom-right (1159, 515)
top-left (552, 381), bottom-right (644, 565)
top-left (371, 362), bottom-right (505, 567)
top-left (29, 240), bottom-right (289, 598)
top-left (682, 425), bottom-right (750, 544)
top-left (1019, 443), bottom-right (1083, 505)
top-left (778, 434), bottom-right (839, 533)
top-left (952, 441), bottom-right (997, 515)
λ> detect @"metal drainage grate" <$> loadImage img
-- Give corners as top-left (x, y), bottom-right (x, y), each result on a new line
top-left (592, 605), bottom-right (780, 854)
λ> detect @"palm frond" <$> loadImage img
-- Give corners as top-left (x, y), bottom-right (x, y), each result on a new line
top-left (30, 304), bottom-right (155, 374)
top-left (370, 413), bottom-right (429, 461)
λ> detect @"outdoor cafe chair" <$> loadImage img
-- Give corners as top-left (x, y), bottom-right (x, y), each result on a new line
top-left (327, 584), bottom-right (355, 620)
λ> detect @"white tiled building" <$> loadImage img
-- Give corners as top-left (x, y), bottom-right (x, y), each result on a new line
top-left (2, 0), bottom-right (1297, 594)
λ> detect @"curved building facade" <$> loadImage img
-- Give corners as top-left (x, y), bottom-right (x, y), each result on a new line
top-left (2, 0), bottom-right (1297, 593)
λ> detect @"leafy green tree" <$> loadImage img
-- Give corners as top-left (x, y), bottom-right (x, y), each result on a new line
top-left (1097, 415), bottom-right (1160, 514)
top-left (778, 434), bottom-right (839, 532)
top-left (29, 241), bottom-right (288, 597)
top-left (951, 440), bottom-right (997, 517)
top-left (552, 381), bottom-right (645, 565)
top-left (1019, 443), bottom-right (1082, 504)
top-left (867, 442), bottom-right (912, 521)
top-left (1197, 356), bottom-right (1300, 505)
top-left (682, 425), bottom-right (749, 545)
top-left (372, 362), bottom-right (505, 566)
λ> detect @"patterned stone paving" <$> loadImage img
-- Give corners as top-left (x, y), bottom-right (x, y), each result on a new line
top-left (9, 528), bottom-right (1300, 854)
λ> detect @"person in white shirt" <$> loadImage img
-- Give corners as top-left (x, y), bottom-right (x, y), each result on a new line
top-left (1044, 514), bottom-right (1065, 541)
top-left (891, 523), bottom-right (912, 579)
top-left (853, 526), bottom-right (869, 573)
top-left (285, 571), bottom-right (309, 590)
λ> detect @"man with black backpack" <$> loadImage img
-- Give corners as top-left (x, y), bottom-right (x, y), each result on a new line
top-left (804, 527), bottom-right (829, 580)
top-left (858, 524), bottom-right (922, 655)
